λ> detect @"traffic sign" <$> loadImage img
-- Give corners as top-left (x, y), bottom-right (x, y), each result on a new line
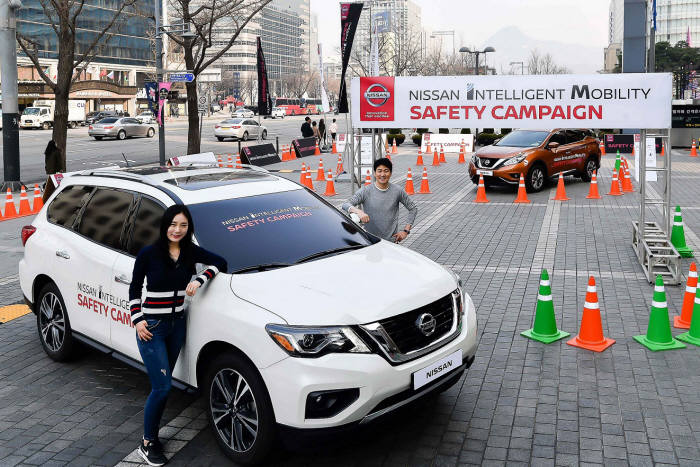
top-left (199, 96), bottom-right (207, 105)
top-left (170, 73), bottom-right (195, 82)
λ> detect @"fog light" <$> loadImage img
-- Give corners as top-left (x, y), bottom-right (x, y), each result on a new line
top-left (305, 388), bottom-right (359, 419)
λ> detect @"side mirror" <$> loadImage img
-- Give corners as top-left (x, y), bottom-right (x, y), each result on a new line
top-left (493, 138), bottom-right (501, 144)
top-left (547, 141), bottom-right (560, 150)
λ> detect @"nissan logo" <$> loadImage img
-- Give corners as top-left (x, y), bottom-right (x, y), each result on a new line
top-left (482, 158), bottom-right (491, 166)
top-left (364, 83), bottom-right (391, 107)
top-left (415, 313), bottom-right (437, 336)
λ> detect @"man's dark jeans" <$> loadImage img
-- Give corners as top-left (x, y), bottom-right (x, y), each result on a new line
top-left (136, 314), bottom-right (186, 441)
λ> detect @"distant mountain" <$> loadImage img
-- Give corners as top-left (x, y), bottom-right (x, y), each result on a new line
top-left (480, 26), bottom-right (602, 74)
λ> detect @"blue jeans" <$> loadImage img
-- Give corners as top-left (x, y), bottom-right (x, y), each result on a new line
top-left (136, 314), bottom-right (186, 441)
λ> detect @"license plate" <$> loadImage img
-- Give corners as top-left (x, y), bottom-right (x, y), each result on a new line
top-left (412, 350), bottom-right (462, 390)
top-left (221, 127), bottom-right (230, 130)
top-left (477, 170), bottom-right (493, 176)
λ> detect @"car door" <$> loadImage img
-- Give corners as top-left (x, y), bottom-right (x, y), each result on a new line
top-left (246, 120), bottom-right (259, 137)
top-left (546, 131), bottom-right (569, 175)
top-left (129, 118), bottom-right (145, 136)
top-left (68, 187), bottom-right (135, 345)
top-left (565, 130), bottom-right (591, 172)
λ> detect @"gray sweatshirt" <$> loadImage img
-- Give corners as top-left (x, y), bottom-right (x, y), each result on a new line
top-left (342, 183), bottom-right (418, 240)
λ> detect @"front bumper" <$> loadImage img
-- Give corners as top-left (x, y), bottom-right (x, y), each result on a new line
top-left (260, 300), bottom-right (478, 429)
top-left (20, 121), bottom-right (42, 128)
top-left (468, 161), bottom-right (525, 185)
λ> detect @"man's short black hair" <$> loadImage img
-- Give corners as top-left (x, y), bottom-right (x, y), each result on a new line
top-left (374, 157), bottom-right (392, 172)
top-left (305, 116), bottom-right (310, 121)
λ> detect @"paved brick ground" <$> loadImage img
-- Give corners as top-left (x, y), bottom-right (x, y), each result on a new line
top-left (1, 145), bottom-right (700, 466)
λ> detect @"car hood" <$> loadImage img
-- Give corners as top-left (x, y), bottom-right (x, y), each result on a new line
top-left (476, 145), bottom-right (534, 158)
top-left (229, 241), bottom-right (456, 325)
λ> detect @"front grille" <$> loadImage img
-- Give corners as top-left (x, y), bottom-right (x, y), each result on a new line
top-left (378, 294), bottom-right (454, 353)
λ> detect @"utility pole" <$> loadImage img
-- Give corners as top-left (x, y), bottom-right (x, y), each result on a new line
top-left (155, 0), bottom-right (166, 165)
top-left (1, 0), bottom-right (23, 191)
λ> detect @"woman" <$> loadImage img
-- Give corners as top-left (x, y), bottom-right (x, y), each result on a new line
top-left (312, 120), bottom-right (320, 141)
top-left (42, 140), bottom-right (64, 202)
top-left (129, 205), bottom-right (227, 466)
top-left (318, 118), bottom-right (326, 145)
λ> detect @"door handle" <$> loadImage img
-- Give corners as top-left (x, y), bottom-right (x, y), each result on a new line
top-left (55, 250), bottom-right (70, 259)
top-left (114, 274), bottom-right (131, 285)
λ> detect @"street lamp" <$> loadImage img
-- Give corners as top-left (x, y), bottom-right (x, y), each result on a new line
top-left (509, 61), bottom-right (525, 75)
top-left (430, 30), bottom-right (456, 55)
top-left (459, 46), bottom-right (496, 75)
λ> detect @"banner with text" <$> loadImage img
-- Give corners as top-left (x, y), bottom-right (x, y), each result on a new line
top-left (421, 133), bottom-right (474, 153)
top-left (351, 73), bottom-right (672, 129)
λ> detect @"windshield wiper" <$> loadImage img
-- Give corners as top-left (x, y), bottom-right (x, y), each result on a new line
top-left (295, 244), bottom-right (367, 264)
top-left (232, 263), bottom-right (292, 274)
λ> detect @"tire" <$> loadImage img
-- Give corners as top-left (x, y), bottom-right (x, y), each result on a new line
top-left (205, 351), bottom-right (276, 465)
top-left (580, 156), bottom-right (598, 182)
top-left (147, 127), bottom-right (155, 138)
top-left (94, 136), bottom-right (103, 141)
top-left (525, 163), bottom-right (547, 193)
top-left (242, 131), bottom-right (249, 141)
top-left (261, 130), bottom-right (267, 140)
top-left (217, 137), bottom-right (224, 142)
top-left (36, 282), bottom-right (75, 362)
top-left (68, 121), bottom-right (76, 129)
top-left (117, 130), bottom-right (126, 140)
top-left (42, 122), bottom-right (51, 130)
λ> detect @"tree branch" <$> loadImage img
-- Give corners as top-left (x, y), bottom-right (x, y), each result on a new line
top-left (17, 34), bottom-right (57, 90)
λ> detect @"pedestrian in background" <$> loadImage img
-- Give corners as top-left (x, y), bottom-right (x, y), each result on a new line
top-left (330, 118), bottom-right (338, 141)
top-left (312, 121), bottom-right (320, 141)
top-left (42, 140), bottom-right (64, 202)
top-left (318, 118), bottom-right (326, 145)
top-left (342, 158), bottom-right (417, 243)
top-left (301, 116), bottom-right (313, 138)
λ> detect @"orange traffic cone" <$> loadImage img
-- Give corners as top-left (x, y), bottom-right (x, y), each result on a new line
top-left (586, 170), bottom-right (602, 199)
top-left (439, 145), bottom-right (446, 164)
top-left (336, 154), bottom-right (344, 175)
top-left (32, 184), bottom-right (43, 213)
top-left (280, 145), bottom-right (287, 161)
top-left (567, 276), bottom-right (616, 352)
top-left (217, 156), bottom-right (223, 167)
top-left (385, 146), bottom-right (391, 161)
top-left (305, 166), bottom-right (315, 191)
top-left (323, 170), bottom-right (336, 196)
top-left (432, 149), bottom-right (440, 166)
top-left (475, 174), bottom-right (489, 203)
top-left (418, 167), bottom-right (431, 194)
top-left (405, 168), bottom-right (415, 195)
top-left (332, 141), bottom-right (338, 154)
top-left (316, 159), bottom-right (325, 181)
top-left (674, 262), bottom-right (698, 329)
top-left (621, 161), bottom-right (634, 193)
top-left (552, 173), bottom-right (570, 201)
top-left (458, 141), bottom-right (466, 164)
top-left (691, 140), bottom-right (698, 157)
top-left (513, 176), bottom-right (530, 204)
top-left (391, 138), bottom-right (398, 154)
top-left (299, 163), bottom-right (307, 185)
top-left (660, 144), bottom-right (665, 157)
top-left (3, 189), bottom-right (17, 219)
top-left (227, 155), bottom-right (233, 168)
top-left (416, 149), bottom-right (424, 166)
top-left (599, 141), bottom-right (606, 156)
top-left (364, 170), bottom-right (372, 186)
top-left (235, 154), bottom-right (243, 169)
top-left (18, 186), bottom-right (32, 216)
top-left (607, 169), bottom-right (622, 196)
top-left (314, 140), bottom-right (321, 155)
top-left (425, 142), bottom-right (431, 155)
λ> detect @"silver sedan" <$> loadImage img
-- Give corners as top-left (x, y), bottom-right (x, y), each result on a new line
top-left (214, 118), bottom-right (267, 141)
top-left (88, 117), bottom-right (156, 140)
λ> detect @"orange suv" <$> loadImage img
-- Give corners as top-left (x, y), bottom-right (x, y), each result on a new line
top-left (468, 129), bottom-right (601, 192)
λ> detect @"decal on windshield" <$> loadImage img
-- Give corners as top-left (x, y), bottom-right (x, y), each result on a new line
top-left (221, 205), bottom-right (318, 232)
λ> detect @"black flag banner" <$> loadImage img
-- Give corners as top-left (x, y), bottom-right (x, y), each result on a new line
top-left (338, 2), bottom-right (363, 114)
top-left (257, 37), bottom-right (272, 116)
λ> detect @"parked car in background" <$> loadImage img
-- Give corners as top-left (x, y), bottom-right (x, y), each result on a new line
top-left (136, 110), bottom-right (155, 124)
top-left (244, 105), bottom-right (258, 115)
top-left (88, 117), bottom-right (155, 140)
top-left (211, 104), bottom-right (221, 113)
top-left (266, 107), bottom-right (285, 119)
top-left (231, 107), bottom-right (255, 119)
top-left (20, 100), bottom-right (86, 129)
top-left (85, 111), bottom-right (117, 125)
top-left (214, 118), bottom-right (267, 141)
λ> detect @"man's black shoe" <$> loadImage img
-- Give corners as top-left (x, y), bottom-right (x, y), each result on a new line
top-left (138, 439), bottom-right (168, 466)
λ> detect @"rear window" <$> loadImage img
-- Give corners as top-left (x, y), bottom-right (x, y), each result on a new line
top-left (189, 190), bottom-right (376, 273)
top-left (98, 117), bottom-right (118, 123)
top-left (222, 119), bottom-right (243, 124)
top-left (47, 185), bottom-right (93, 229)
top-left (495, 130), bottom-right (550, 148)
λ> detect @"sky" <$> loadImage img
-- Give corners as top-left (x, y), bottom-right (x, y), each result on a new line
top-left (311, 0), bottom-right (610, 73)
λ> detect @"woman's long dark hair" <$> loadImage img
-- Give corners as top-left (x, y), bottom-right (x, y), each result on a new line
top-left (157, 205), bottom-right (195, 265)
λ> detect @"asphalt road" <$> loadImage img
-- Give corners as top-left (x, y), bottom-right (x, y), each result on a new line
top-left (0, 113), bottom-right (350, 185)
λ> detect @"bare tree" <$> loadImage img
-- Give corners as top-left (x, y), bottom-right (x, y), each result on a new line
top-left (17, 0), bottom-right (143, 170)
top-left (166, 0), bottom-right (272, 154)
top-left (349, 24), bottom-right (424, 76)
top-left (417, 48), bottom-right (475, 76)
top-left (280, 72), bottom-right (317, 100)
top-left (527, 49), bottom-right (570, 74)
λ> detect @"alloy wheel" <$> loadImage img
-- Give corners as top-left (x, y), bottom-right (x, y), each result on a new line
top-left (39, 292), bottom-right (65, 352)
top-left (210, 369), bottom-right (259, 453)
top-left (531, 168), bottom-right (544, 190)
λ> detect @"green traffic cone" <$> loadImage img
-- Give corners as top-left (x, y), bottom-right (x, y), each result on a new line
top-left (615, 151), bottom-right (621, 172)
top-left (521, 269), bottom-right (570, 344)
top-left (633, 275), bottom-right (686, 351)
top-left (671, 206), bottom-right (694, 258)
top-left (677, 286), bottom-right (700, 346)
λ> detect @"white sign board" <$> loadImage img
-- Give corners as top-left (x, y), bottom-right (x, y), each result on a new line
top-left (421, 133), bottom-right (474, 153)
top-left (351, 73), bottom-right (673, 129)
top-left (168, 152), bottom-right (217, 167)
top-left (644, 137), bottom-right (658, 182)
top-left (199, 68), bottom-right (222, 83)
top-left (336, 134), bottom-right (349, 153)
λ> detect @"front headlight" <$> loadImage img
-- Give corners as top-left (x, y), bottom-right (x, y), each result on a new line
top-left (471, 154), bottom-right (478, 165)
top-left (265, 324), bottom-right (371, 357)
top-left (502, 153), bottom-right (526, 166)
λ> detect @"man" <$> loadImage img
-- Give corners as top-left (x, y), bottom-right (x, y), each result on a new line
top-left (329, 118), bottom-right (338, 141)
top-left (301, 116), bottom-right (313, 138)
top-left (342, 158), bottom-right (417, 243)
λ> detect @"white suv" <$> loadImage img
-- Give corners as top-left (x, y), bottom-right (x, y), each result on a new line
top-left (18, 166), bottom-right (478, 464)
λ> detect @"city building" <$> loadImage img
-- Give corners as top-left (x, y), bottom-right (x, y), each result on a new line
top-left (15, 0), bottom-right (155, 113)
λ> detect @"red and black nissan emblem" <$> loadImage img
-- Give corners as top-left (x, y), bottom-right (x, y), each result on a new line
top-left (363, 83), bottom-right (391, 107)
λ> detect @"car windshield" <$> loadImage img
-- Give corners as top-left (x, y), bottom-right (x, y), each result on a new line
top-left (23, 108), bottom-right (41, 115)
top-left (189, 189), bottom-right (377, 273)
top-left (98, 117), bottom-right (119, 123)
top-left (494, 130), bottom-right (551, 148)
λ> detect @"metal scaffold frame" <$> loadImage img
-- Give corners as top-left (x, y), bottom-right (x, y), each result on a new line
top-left (631, 128), bottom-right (681, 284)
